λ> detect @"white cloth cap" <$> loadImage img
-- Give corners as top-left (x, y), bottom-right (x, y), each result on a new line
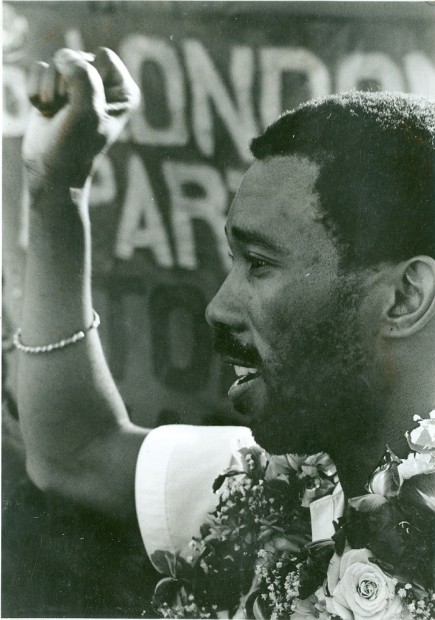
top-left (135, 424), bottom-right (255, 569)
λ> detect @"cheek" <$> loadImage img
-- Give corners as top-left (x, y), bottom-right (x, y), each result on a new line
top-left (249, 281), bottom-right (287, 331)
top-left (252, 276), bottom-right (335, 343)
top-left (249, 283), bottom-right (303, 365)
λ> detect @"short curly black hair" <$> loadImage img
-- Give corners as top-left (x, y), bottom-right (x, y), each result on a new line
top-left (250, 91), bottom-right (435, 268)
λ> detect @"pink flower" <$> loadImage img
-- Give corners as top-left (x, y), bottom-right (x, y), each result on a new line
top-left (279, 453), bottom-right (336, 479)
top-left (325, 548), bottom-right (405, 620)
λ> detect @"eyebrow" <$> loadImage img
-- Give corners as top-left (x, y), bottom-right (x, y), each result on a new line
top-left (227, 225), bottom-right (285, 254)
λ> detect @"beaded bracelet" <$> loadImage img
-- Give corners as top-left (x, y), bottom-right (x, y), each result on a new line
top-left (13, 310), bottom-right (100, 354)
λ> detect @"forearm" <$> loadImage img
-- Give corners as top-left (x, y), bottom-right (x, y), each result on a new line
top-left (21, 183), bottom-right (93, 340)
top-left (17, 182), bottom-right (146, 517)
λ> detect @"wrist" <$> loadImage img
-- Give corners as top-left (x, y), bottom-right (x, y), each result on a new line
top-left (27, 173), bottom-right (92, 209)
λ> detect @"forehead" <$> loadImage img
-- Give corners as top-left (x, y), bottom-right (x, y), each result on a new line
top-left (228, 155), bottom-right (335, 261)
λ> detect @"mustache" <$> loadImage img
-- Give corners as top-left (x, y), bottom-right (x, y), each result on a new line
top-left (212, 325), bottom-right (261, 367)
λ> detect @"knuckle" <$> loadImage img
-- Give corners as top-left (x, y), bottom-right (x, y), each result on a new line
top-left (35, 60), bottom-right (49, 70)
top-left (96, 46), bottom-right (112, 60)
top-left (96, 46), bottom-right (122, 69)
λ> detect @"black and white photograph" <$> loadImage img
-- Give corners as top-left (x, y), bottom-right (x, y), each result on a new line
top-left (2, 2), bottom-right (435, 618)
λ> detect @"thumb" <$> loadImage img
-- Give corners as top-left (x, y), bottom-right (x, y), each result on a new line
top-left (53, 48), bottom-right (106, 114)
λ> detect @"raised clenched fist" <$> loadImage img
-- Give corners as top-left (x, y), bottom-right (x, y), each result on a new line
top-left (22, 47), bottom-right (140, 194)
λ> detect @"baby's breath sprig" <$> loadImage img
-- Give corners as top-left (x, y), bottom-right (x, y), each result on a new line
top-left (255, 552), bottom-right (302, 620)
top-left (396, 584), bottom-right (435, 620)
top-left (151, 446), bottom-right (338, 619)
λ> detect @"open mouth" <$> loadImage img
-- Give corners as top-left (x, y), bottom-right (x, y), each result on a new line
top-left (234, 365), bottom-right (261, 384)
top-left (220, 355), bottom-right (263, 409)
top-left (224, 360), bottom-right (263, 410)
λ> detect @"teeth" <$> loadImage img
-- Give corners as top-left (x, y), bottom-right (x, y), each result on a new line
top-left (234, 365), bottom-right (258, 377)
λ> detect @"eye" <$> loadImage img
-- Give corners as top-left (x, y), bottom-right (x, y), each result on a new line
top-left (247, 254), bottom-right (268, 272)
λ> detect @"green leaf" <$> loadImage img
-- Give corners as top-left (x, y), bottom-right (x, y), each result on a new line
top-left (349, 494), bottom-right (388, 512)
top-left (212, 469), bottom-right (242, 492)
top-left (152, 576), bottom-right (196, 614)
top-left (151, 550), bottom-right (178, 576)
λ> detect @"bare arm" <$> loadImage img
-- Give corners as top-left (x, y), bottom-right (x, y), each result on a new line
top-left (17, 48), bottom-right (146, 521)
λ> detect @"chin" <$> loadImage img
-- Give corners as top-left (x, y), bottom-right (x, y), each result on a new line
top-left (230, 378), bottom-right (328, 455)
top-left (248, 408), bottom-right (326, 456)
top-left (250, 426), bottom-right (296, 455)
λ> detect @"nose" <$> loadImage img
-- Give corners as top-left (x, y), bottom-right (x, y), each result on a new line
top-left (206, 272), bottom-right (244, 331)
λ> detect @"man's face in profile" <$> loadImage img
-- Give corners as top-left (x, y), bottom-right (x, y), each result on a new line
top-left (207, 155), bottom-right (381, 456)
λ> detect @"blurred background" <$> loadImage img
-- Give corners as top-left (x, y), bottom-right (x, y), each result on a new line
top-left (2, 1), bottom-right (435, 617)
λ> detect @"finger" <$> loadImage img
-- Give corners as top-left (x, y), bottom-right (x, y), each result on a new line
top-left (53, 48), bottom-right (95, 70)
top-left (40, 62), bottom-right (58, 104)
top-left (93, 47), bottom-right (140, 115)
top-left (27, 61), bottom-right (48, 107)
top-left (53, 48), bottom-right (106, 114)
top-left (28, 62), bottom-right (62, 117)
top-left (52, 52), bottom-right (94, 100)
top-left (58, 73), bottom-right (68, 99)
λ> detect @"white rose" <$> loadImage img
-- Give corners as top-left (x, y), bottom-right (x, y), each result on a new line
top-left (398, 452), bottom-right (435, 482)
top-left (406, 411), bottom-right (435, 454)
top-left (326, 548), bottom-right (405, 620)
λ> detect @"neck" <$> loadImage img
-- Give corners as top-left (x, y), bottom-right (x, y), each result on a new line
top-left (328, 358), bottom-right (434, 498)
top-left (331, 433), bottom-right (396, 498)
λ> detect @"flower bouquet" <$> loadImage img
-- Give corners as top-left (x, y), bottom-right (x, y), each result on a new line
top-left (150, 413), bottom-right (435, 619)
top-left (307, 413), bottom-right (435, 620)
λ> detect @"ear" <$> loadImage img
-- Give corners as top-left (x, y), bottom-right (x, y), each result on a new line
top-left (382, 256), bottom-right (435, 338)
